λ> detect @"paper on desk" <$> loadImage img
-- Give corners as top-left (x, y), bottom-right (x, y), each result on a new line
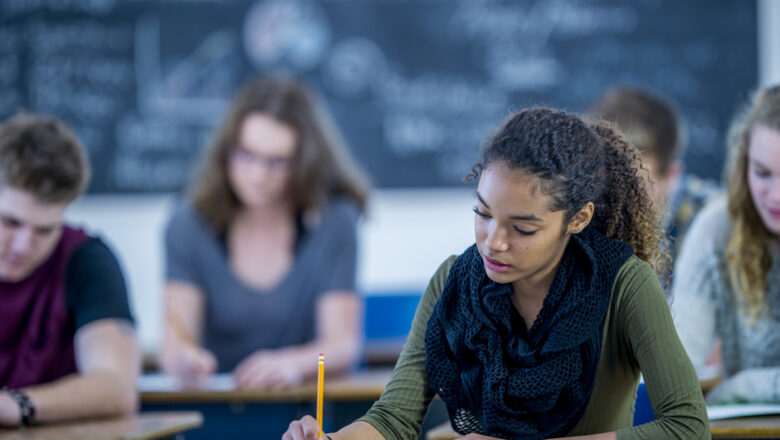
top-left (697, 363), bottom-right (721, 381)
top-left (138, 373), bottom-right (236, 392)
top-left (707, 403), bottom-right (780, 420)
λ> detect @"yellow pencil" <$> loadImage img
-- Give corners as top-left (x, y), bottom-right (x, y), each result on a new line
top-left (317, 353), bottom-right (325, 438)
top-left (167, 311), bottom-right (197, 348)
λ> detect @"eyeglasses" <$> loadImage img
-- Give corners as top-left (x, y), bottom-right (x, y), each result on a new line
top-left (229, 147), bottom-right (295, 172)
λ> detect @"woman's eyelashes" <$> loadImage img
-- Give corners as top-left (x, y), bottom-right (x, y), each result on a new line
top-left (753, 166), bottom-right (771, 179)
top-left (473, 206), bottom-right (490, 218)
top-left (473, 206), bottom-right (537, 236)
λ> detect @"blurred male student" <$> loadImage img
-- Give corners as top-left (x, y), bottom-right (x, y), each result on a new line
top-left (590, 86), bottom-right (721, 259)
top-left (0, 114), bottom-right (138, 427)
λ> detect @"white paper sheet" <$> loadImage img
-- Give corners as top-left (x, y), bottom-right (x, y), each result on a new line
top-left (707, 404), bottom-right (780, 421)
top-left (138, 373), bottom-right (236, 392)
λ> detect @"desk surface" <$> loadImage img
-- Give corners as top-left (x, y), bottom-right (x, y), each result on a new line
top-left (427, 415), bottom-right (780, 440)
top-left (0, 412), bottom-right (203, 440)
top-left (711, 416), bottom-right (780, 438)
top-left (140, 368), bottom-right (393, 403)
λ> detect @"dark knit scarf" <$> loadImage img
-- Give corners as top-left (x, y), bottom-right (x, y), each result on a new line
top-left (424, 226), bottom-right (633, 439)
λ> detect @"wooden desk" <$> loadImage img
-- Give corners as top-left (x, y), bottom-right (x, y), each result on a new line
top-left (139, 368), bottom-right (394, 440)
top-left (711, 416), bottom-right (780, 439)
top-left (0, 412), bottom-right (202, 440)
top-left (427, 416), bottom-right (780, 440)
top-left (140, 367), bottom-right (393, 403)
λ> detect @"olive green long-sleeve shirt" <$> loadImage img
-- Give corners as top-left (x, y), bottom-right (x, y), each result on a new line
top-left (358, 255), bottom-right (709, 440)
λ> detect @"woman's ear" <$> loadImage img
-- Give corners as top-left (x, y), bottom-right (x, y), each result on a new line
top-left (567, 202), bottom-right (594, 234)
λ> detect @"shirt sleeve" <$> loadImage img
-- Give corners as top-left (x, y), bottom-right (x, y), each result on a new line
top-left (615, 258), bottom-right (709, 440)
top-left (164, 203), bottom-right (204, 286)
top-left (65, 238), bottom-right (135, 330)
top-left (671, 202), bottom-right (721, 370)
top-left (319, 199), bottom-right (360, 293)
top-left (357, 256), bottom-right (456, 440)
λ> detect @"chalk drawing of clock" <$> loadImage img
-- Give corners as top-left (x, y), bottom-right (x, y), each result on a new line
top-left (243, 0), bottom-right (331, 72)
top-left (323, 37), bottom-right (387, 97)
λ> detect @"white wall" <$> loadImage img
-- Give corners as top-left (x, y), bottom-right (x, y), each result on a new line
top-left (65, 3), bottom-right (780, 355)
top-left (759, 0), bottom-right (780, 86)
top-left (65, 194), bottom-right (172, 353)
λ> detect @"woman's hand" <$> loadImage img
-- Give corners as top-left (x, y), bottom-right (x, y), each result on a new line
top-left (282, 415), bottom-right (322, 440)
top-left (233, 350), bottom-right (303, 390)
top-left (168, 344), bottom-right (217, 381)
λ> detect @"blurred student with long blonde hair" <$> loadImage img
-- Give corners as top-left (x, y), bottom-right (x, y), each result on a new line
top-left (673, 85), bottom-right (780, 403)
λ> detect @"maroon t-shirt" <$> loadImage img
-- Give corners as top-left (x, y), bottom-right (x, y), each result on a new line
top-left (0, 226), bottom-right (133, 388)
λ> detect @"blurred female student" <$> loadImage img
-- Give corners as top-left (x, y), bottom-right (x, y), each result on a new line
top-left (672, 85), bottom-right (780, 404)
top-left (284, 108), bottom-right (708, 440)
top-left (158, 76), bottom-right (369, 389)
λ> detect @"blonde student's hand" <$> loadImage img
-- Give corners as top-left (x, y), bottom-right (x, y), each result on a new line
top-left (233, 351), bottom-right (303, 390)
top-left (170, 344), bottom-right (218, 380)
top-left (282, 415), bottom-right (324, 440)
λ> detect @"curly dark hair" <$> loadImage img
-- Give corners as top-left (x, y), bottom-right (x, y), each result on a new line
top-left (467, 108), bottom-right (670, 287)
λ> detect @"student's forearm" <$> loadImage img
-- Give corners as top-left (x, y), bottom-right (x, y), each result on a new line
top-left (331, 420), bottom-right (386, 440)
top-left (23, 370), bottom-right (137, 423)
top-left (157, 331), bottom-right (180, 373)
top-left (706, 367), bottom-right (780, 403)
top-left (554, 432), bottom-right (617, 440)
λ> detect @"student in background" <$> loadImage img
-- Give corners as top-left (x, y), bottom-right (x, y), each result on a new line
top-left (672, 85), bottom-right (780, 404)
top-left (590, 87), bottom-right (721, 259)
top-left (284, 108), bottom-right (708, 440)
top-left (159, 76), bottom-right (369, 389)
top-left (0, 114), bottom-right (138, 427)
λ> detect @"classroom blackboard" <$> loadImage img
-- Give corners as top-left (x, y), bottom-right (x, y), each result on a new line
top-left (0, 0), bottom-right (757, 192)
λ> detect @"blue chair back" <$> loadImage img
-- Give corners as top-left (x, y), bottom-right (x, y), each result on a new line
top-left (362, 293), bottom-right (422, 365)
top-left (363, 293), bottom-right (422, 340)
top-left (633, 381), bottom-right (655, 425)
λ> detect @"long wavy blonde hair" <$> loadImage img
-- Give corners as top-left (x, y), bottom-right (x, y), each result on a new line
top-left (725, 85), bottom-right (780, 318)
